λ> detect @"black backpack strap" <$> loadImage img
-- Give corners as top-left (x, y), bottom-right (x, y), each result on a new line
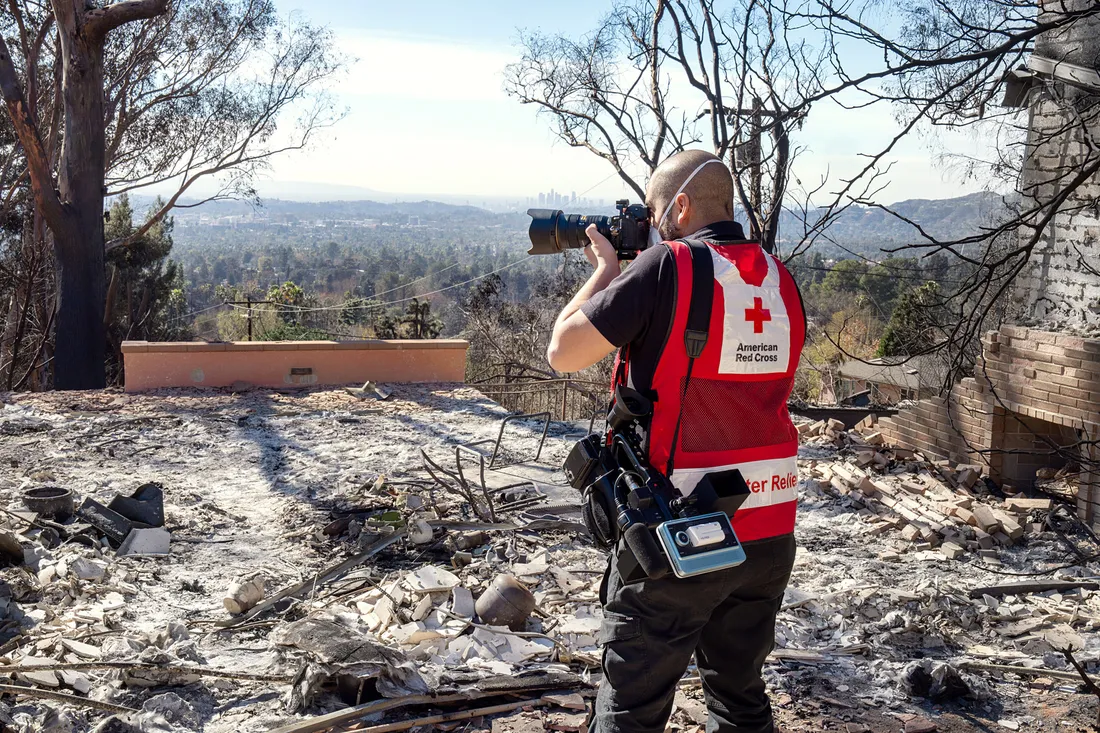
top-left (666, 239), bottom-right (714, 476)
top-left (682, 240), bottom-right (714, 358)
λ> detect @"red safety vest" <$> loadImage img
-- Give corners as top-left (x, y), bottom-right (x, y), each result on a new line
top-left (616, 239), bottom-right (806, 542)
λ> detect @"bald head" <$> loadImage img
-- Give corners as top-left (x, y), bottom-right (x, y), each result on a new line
top-left (646, 150), bottom-right (735, 239)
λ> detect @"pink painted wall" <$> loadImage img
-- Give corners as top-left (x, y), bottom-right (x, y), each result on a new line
top-left (122, 340), bottom-right (468, 392)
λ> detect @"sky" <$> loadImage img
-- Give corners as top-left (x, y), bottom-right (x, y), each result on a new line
top-left (261, 0), bottom-right (1000, 207)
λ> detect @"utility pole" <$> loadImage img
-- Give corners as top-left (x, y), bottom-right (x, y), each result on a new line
top-left (705, 98), bottom-right (786, 253)
top-left (226, 298), bottom-right (278, 341)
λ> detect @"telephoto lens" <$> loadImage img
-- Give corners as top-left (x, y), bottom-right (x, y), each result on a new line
top-left (526, 200), bottom-right (651, 258)
top-left (526, 210), bottom-right (610, 256)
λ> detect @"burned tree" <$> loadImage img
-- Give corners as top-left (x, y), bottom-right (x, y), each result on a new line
top-left (0, 0), bottom-right (342, 389)
top-left (786, 0), bottom-right (1100, 381)
top-left (505, 0), bottom-right (829, 254)
top-left (0, 0), bottom-right (170, 389)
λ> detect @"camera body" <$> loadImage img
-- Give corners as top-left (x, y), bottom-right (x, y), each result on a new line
top-left (565, 386), bottom-right (750, 584)
top-left (526, 199), bottom-right (651, 260)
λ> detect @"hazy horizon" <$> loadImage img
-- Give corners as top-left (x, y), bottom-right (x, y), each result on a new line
top-left (143, 0), bottom-right (1008, 210)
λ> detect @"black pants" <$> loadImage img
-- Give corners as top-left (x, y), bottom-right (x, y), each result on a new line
top-left (592, 533), bottom-right (796, 733)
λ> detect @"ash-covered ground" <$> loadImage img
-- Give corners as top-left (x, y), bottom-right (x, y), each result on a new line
top-left (0, 385), bottom-right (1096, 733)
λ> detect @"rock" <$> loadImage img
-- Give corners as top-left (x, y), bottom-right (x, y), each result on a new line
top-left (223, 573), bottom-right (266, 615)
top-left (408, 519), bottom-right (434, 544)
top-left (70, 557), bottom-right (107, 581)
top-left (904, 719), bottom-right (938, 733)
top-left (673, 691), bottom-right (707, 725)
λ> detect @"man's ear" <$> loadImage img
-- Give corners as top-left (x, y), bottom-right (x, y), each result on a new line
top-left (675, 193), bottom-right (691, 228)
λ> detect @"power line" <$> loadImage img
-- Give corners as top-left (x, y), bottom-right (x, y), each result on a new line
top-left (264, 261), bottom-right (467, 313)
top-left (787, 262), bottom-right (968, 286)
top-left (229, 258), bottom-right (531, 316)
top-left (166, 301), bottom-right (229, 324)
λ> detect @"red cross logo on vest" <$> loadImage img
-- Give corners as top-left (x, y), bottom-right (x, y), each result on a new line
top-left (744, 296), bottom-right (771, 334)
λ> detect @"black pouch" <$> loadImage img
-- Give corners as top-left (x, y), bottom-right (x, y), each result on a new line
top-left (690, 468), bottom-right (751, 517)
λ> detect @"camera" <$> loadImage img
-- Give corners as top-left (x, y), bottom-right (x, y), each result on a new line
top-left (564, 385), bottom-right (751, 584)
top-left (526, 199), bottom-right (651, 260)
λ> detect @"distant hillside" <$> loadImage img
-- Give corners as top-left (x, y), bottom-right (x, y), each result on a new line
top-left (778, 191), bottom-right (1014, 257)
top-left (138, 189), bottom-right (1012, 259)
top-left (130, 196), bottom-right (494, 223)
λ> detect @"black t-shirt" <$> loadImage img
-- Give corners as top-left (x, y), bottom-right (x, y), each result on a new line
top-left (581, 221), bottom-right (749, 392)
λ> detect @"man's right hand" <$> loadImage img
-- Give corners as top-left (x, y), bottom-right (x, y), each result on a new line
top-left (585, 224), bottom-right (618, 271)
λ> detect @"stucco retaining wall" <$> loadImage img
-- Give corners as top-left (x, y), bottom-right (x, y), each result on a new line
top-left (122, 339), bottom-right (468, 391)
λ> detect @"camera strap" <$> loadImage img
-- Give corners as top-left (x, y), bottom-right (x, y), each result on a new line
top-left (665, 239), bottom-right (713, 476)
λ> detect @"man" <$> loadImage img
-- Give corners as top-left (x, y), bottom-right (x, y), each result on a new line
top-left (547, 149), bottom-right (805, 733)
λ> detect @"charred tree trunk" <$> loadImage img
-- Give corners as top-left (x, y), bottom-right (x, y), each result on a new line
top-left (52, 29), bottom-right (108, 389)
top-left (0, 0), bottom-right (168, 390)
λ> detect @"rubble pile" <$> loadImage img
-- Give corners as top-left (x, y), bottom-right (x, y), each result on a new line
top-left (0, 389), bottom-right (1096, 732)
top-left (800, 418), bottom-right (1049, 563)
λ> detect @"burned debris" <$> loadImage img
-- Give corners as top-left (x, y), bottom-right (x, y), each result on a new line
top-left (0, 386), bottom-right (1097, 732)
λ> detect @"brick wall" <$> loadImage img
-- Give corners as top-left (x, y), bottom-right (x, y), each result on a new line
top-left (877, 326), bottom-right (1100, 530)
top-left (979, 327), bottom-right (1100, 429)
top-left (1010, 0), bottom-right (1100, 327)
top-left (878, 378), bottom-right (1000, 470)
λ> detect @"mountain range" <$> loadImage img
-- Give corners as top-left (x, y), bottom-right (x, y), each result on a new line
top-left (145, 189), bottom-right (1011, 256)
